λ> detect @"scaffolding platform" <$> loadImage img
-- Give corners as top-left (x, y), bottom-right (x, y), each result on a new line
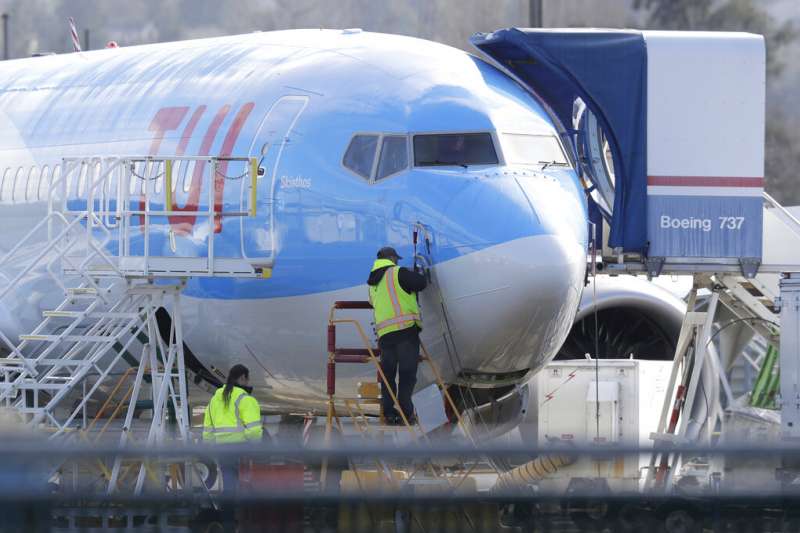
top-left (0, 155), bottom-right (261, 498)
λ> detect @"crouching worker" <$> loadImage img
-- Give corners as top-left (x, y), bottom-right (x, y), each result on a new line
top-left (203, 364), bottom-right (262, 525)
top-left (368, 246), bottom-right (427, 425)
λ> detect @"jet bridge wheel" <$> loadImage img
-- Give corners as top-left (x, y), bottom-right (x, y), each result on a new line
top-left (562, 478), bottom-right (618, 530)
top-left (657, 503), bottom-right (703, 533)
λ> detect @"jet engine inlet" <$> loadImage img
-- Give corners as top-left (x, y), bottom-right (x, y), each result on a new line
top-left (556, 276), bottom-right (686, 361)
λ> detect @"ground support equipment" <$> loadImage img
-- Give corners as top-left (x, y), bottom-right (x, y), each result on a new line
top-left (321, 300), bottom-right (499, 530)
top-left (0, 155), bottom-right (260, 499)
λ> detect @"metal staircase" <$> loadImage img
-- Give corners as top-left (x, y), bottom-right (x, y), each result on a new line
top-left (645, 272), bottom-right (781, 490)
top-left (0, 155), bottom-right (261, 493)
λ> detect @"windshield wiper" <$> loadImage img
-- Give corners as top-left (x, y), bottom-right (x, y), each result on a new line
top-left (538, 160), bottom-right (569, 170)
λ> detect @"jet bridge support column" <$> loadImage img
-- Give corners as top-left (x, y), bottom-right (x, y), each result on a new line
top-left (780, 273), bottom-right (800, 439)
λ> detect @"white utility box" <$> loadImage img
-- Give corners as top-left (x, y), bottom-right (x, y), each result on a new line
top-left (532, 359), bottom-right (672, 490)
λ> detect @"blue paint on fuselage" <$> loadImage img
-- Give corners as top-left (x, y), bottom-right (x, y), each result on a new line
top-left (5, 30), bottom-right (587, 300)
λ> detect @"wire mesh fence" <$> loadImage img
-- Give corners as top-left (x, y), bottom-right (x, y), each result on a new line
top-left (2, 440), bottom-right (800, 531)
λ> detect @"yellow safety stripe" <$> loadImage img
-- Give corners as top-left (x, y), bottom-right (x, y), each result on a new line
top-left (234, 393), bottom-right (248, 428)
top-left (208, 426), bottom-right (246, 434)
top-left (206, 421), bottom-right (259, 434)
top-left (385, 267), bottom-right (404, 316)
top-left (375, 313), bottom-right (421, 331)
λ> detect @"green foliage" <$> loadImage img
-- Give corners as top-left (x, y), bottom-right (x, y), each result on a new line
top-left (633, 0), bottom-right (715, 30)
top-left (635, 0), bottom-right (797, 77)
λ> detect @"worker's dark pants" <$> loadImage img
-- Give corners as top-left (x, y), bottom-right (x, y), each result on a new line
top-left (219, 459), bottom-right (239, 526)
top-left (378, 335), bottom-right (420, 421)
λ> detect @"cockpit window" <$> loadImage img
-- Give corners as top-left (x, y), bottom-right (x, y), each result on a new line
top-left (343, 134), bottom-right (378, 179)
top-left (413, 133), bottom-right (498, 167)
top-left (376, 136), bottom-right (408, 180)
top-left (502, 133), bottom-right (569, 167)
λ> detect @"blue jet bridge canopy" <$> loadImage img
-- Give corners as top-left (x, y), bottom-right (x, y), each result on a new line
top-left (471, 28), bottom-right (648, 253)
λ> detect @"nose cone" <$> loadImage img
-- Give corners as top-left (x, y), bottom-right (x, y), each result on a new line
top-left (421, 171), bottom-right (586, 384)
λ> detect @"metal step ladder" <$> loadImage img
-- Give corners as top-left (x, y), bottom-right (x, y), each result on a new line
top-left (321, 300), bottom-right (491, 503)
top-left (645, 272), bottom-right (781, 490)
top-left (324, 300), bottom-right (469, 441)
top-left (0, 155), bottom-right (263, 494)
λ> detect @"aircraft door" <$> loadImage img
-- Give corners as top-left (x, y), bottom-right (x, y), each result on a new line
top-left (241, 96), bottom-right (309, 268)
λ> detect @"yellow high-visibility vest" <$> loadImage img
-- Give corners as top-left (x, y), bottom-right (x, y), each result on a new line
top-left (369, 259), bottom-right (422, 338)
top-left (202, 385), bottom-right (262, 444)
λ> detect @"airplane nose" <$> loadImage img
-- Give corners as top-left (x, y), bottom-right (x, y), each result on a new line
top-left (420, 173), bottom-right (586, 384)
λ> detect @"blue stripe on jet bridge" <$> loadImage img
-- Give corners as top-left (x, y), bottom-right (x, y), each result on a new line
top-left (647, 195), bottom-right (762, 259)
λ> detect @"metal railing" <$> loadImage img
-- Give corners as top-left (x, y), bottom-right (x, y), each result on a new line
top-left (763, 190), bottom-right (800, 242)
top-left (51, 155), bottom-right (262, 278)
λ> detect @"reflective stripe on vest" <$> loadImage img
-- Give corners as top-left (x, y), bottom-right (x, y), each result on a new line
top-left (234, 393), bottom-right (246, 429)
top-left (370, 264), bottom-right (421, 338)
top-left (375, 313), bottom-right (421, 332)
top-left (385, 267), bottom-right (404, 317)
top-left (207, 389), bottom-right (256, 437)
top-left (206, 423), bottom-right (258, 435)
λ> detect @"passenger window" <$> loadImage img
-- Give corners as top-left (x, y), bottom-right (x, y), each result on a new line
top-left (12, 167), bottom-right (24, 203)
top-left (64, 164), bottom-right (74, 198)
top-left (50, 166), bottom-right (62, 201)
top-left (92, 161), bottom-right (102, 186)
top-left (130, 162), bottom-right (144, 195)
top-left (77, 163), bottom-right (88, 197)
top-left (180, 160), bottom-right (194, 193)
top-left (153, 162), bottom-right (163, 194)
top-left (38, 166), bottom-right (50, 201)
top-left (376, 136), bottom-right (408, 180)
top-left (26, 166), bottom-right (39, 201)
top-left (343, 134), bottom-right (378, 179)
top-left (0, 168), bottom-right (9, 203)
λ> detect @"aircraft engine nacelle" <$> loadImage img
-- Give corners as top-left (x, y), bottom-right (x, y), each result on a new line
top-left (557, 275), bottom-right (686, 362)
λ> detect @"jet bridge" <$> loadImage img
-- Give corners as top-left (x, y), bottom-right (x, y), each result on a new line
top-left (474, 29), bottom-right (800, 458)
top-left (472, 28), bottom-right (766, 278)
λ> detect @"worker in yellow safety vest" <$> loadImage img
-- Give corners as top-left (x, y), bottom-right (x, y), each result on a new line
top-left (367, 246), bottom-right (428, 425)
top-left (203, 364), bottom-right (262, 523)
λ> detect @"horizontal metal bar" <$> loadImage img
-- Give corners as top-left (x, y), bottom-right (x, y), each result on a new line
top-left (62, 210), bottom-right (250, 217)
top-left (333, 354), bottom-right (371, 363)
top-left (7, 488), bottom-right (800, 507)
top-left (64, 293), bottom-right (100, 300)
top-left (334, 348), bottom-right (379, 356)
top-left (42, 311), bottom-right (139, 320)
top-left (63, 155), bottom-right (252, 162)
top-left (333, 301), bottom-right (374, 309)
top-left (18, 334), bottom-right (116, 342)
top-left (2, 442), bottom-right (800, 459)
top-left (66, 288), bottom-right (97, 295)
top-left (0, 382), bottom-right (71, 390)
top-left (0, 359), bottom-right (92, 366)
top-left (42, 310), bottom-right (84, 318)
top-left (335, 396), bottom-right (381, 403)
top-left (604, 262), bottom-right (800, 275)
